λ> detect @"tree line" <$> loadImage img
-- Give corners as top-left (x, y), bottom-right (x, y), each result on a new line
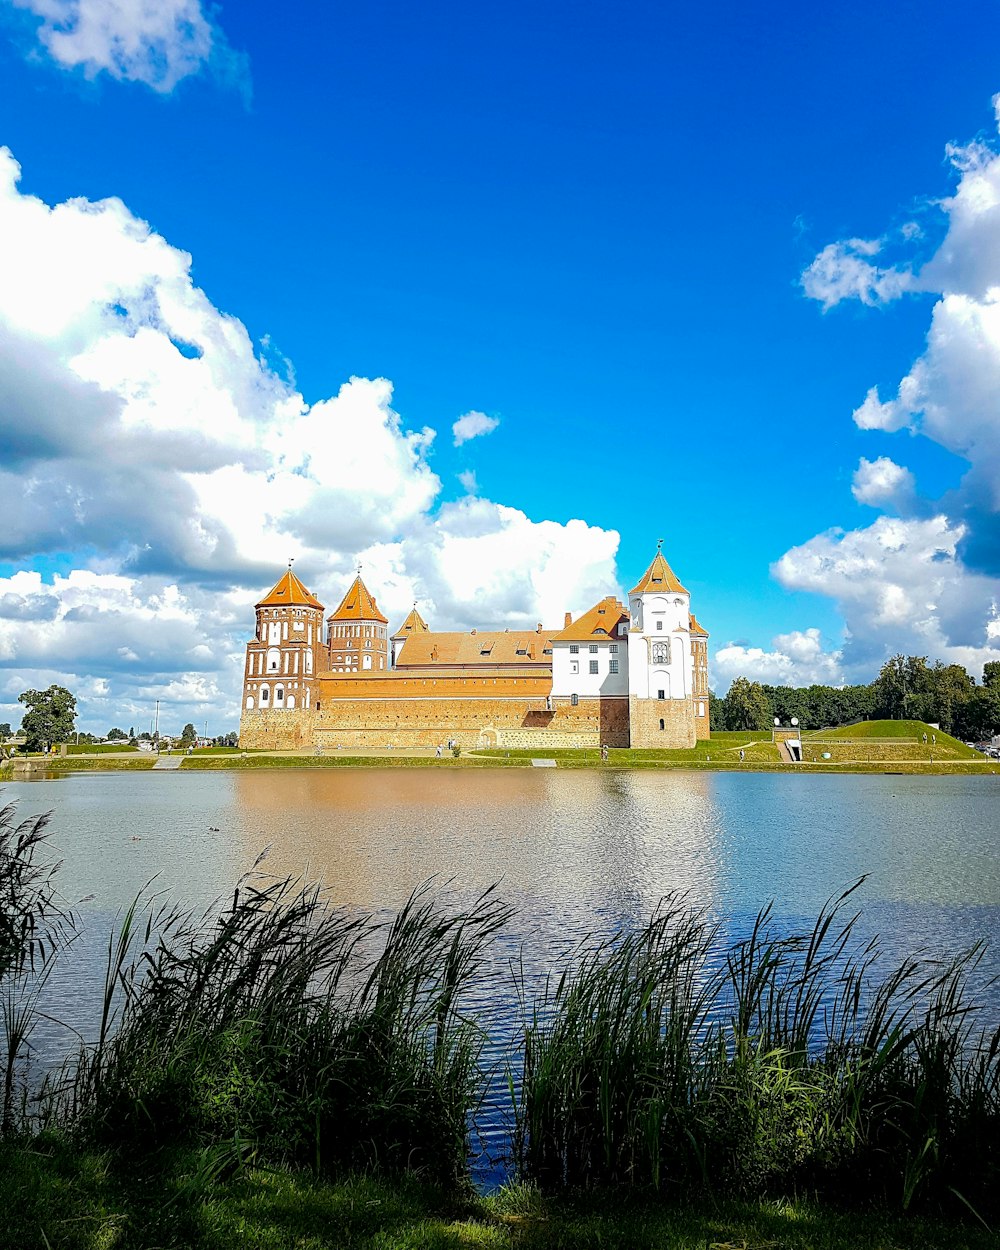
top-left (712, 657), bottom-right (1000, 740)
top-left (1, 686), bottom-right (238, 752)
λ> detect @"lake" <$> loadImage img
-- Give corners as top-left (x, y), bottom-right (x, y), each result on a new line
top-left (5, 767), bottom-right (1000, 1185)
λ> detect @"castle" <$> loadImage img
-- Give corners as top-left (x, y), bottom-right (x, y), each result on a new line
top-left (238, 544), bottom-right (710, 751)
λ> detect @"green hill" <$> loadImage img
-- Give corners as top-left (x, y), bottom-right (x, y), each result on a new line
top-left (803, 720), bottom-right (980, 762)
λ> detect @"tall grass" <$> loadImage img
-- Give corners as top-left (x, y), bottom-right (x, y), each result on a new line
top-left (515, 883), bottom-right (1000, 1219)
top-left (46, 869), bottom-right (511, 1186)
top-left (0, 802), bottom-right (74, 1137)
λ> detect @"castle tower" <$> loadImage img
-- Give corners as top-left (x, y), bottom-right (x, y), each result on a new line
top-left (242, 567), bottom-right (325, 716)
top-left (327, 573), bottom-right (389, 672)
top-left (626, 544), bottom-right (707, 747)
top-left (390, 605), bottom-right (429, 668)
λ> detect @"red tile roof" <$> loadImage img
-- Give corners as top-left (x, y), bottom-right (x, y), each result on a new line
top-left (327, 575), bottom-right (388, 624)
top-left (256, 569), bottom-right (323, 610)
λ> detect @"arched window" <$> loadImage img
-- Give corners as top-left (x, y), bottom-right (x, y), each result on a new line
top-left (287, 694), bottom-right (295, 709)
top-left (659, 718), bottom-right (665, 731)
top-left (245, 696), bottom-right (254, 709)
top-left (267, 648), bottom-right (281, 672)
top-left (275, 685), bottom-right (284, 704)
top-left (259, 685), bottom-right (270, 707)
top-left (652, 641), bottom-right (669, 665)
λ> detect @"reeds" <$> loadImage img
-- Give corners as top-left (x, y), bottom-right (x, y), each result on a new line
top-left (48, 869), bottom-right (511, 1186)
top-left (514, 883), bottom-right (1000, 1219)
top-left (0, 803), bottom-right (74, 1137)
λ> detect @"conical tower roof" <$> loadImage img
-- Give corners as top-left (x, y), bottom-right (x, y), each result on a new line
top-left (256, 568), bottom-right (323, 610)
top-left (629, 547), bottom-right (688, 596)
top-left (327, 574), bottom-right (388, 624)
top-left (391, 605), bottom-right (429, 640)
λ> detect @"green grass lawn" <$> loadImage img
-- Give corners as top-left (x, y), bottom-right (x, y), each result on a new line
top-left (1, 1141), bottom-right (993, 1250)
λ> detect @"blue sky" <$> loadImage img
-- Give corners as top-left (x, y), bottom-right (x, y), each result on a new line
top-left (2, 0), bottom-right (1000, 733)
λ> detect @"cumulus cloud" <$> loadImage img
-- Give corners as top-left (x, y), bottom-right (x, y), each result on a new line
top-left (452, 410), bottom-right (499, 446)
top-left (10, 0), bottom-right (247, 93)
top-left (0, 147), bottom-right (622, 733)
top-left (851, 457), bottom-right (916, 510)
top-left (787, 100), bottom-right (1000, 680)
top-left (713, 628), bottom-right (844, 690)
top-left (774, 517), bottom-right (1000, 678)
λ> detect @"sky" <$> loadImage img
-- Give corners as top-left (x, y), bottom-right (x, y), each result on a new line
top-left (2, 0), bottom-right (1000, 735)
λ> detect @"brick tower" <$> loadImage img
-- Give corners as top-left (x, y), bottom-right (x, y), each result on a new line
top-left (326, 572), bottom-right (389, 672)
top-left (242, 566), bottom-right (325, 715)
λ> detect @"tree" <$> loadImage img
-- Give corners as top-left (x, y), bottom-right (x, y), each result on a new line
top-left (180, 723), bottom-right (197, 746)
top-left (0, 723), bottom-right (10, 740)
top-left (954, 687), bottom-right (1000, 742)
top-left (18, 686), bottom-right (77, 753)
top-left (722, 677), bottom-right (772, 731)
top-left (983, 661), bottom-right (1000, 689)
top-left (106, 728), bottom-right (127, 741)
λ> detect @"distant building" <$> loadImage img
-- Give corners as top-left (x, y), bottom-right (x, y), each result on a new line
top-left (239, 545), bottom-right (709, 751)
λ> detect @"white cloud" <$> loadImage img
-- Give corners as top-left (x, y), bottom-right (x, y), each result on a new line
top-left (713, 628), bottom-right (844, 690)
top-left (0, 147), bottom-right (623, 733)
top-left (458, 470), bottom-right (478, 494)
top-left (800, 237), bottom-right (913, 310)
top-left (452, 410), bottom-right (499, 446)
top-left (774, 516), bottom-right (1000, 678)
top-left (10, 0), bottom-right (246, 93)
top-left (851, 456), bottom-right (916, 510)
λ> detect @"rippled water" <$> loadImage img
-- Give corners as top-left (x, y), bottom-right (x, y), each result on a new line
top-left (5, 768), bottom-right (1000, 1186)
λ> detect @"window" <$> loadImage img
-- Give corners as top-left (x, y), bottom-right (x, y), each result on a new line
top-left (610, 643), bottom-right (618, 653)
top-left (588, 643), bottom-right (598, 654)
top-left (652, 641), bottom-right (669, 664)
top-left (589, 660), bottom-right (598, 674)
top-left (609, 658), bottom-right (619, 674)
top-left (569, 644), bottom-right (579, 655)
top-left (571, 693), bottom-right (579, 706)
top-left (570, 661), bottom-right (579, 674)
top-left (659, 718), bottom-right (665, 730)
top-left (657, 689), bottom-right (665, 700)
top-left (656, 621), bottom-right (663, 631)
top-left (515, 647), bottom-right (527, 655)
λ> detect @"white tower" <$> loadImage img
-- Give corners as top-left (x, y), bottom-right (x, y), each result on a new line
top-left (626, 543), bottom-right (699, 747)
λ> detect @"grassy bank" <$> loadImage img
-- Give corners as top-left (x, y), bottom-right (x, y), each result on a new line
top-left (2, 1143), bottom-right (995, 1250)
top-left (5, 720), bottom-right (995, 776)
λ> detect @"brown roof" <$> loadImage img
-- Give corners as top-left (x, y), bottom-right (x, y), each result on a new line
top-left (256, 569), bottom-right (323, 610)
top-left (327, 575), bottom-right (388, 625)
top-left (689, 612), bottom-right (709, 637)
top-left (549, 596), bottom-right (630, 642)
top-left (391, 606), bottom-right (430, 640)
top-left (629, 550), bottom-right (688, 596)
top-left (393, 628), bottom-right (553, 668)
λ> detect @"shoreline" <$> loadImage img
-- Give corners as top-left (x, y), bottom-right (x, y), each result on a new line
top-left (4, 750), bottom-right (998, 778)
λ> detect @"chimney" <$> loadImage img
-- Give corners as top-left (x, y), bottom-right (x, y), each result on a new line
top-left (536, 622), bottom-right (542, 633)
top-left (564, 611), bottom-right (572, 627)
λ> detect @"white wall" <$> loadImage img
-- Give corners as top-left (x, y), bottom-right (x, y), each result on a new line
top-left (627, 592), bottom-right (692, 700)
top-left (550, 640), bottom-right (629, 697)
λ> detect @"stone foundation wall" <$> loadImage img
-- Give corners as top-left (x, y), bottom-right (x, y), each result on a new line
top-left (239, 707), bottom-right (315, 750)
top-left (628, 695), bottom-right (697, 749)
top-left (240, 696), bottom-right (631, 750)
